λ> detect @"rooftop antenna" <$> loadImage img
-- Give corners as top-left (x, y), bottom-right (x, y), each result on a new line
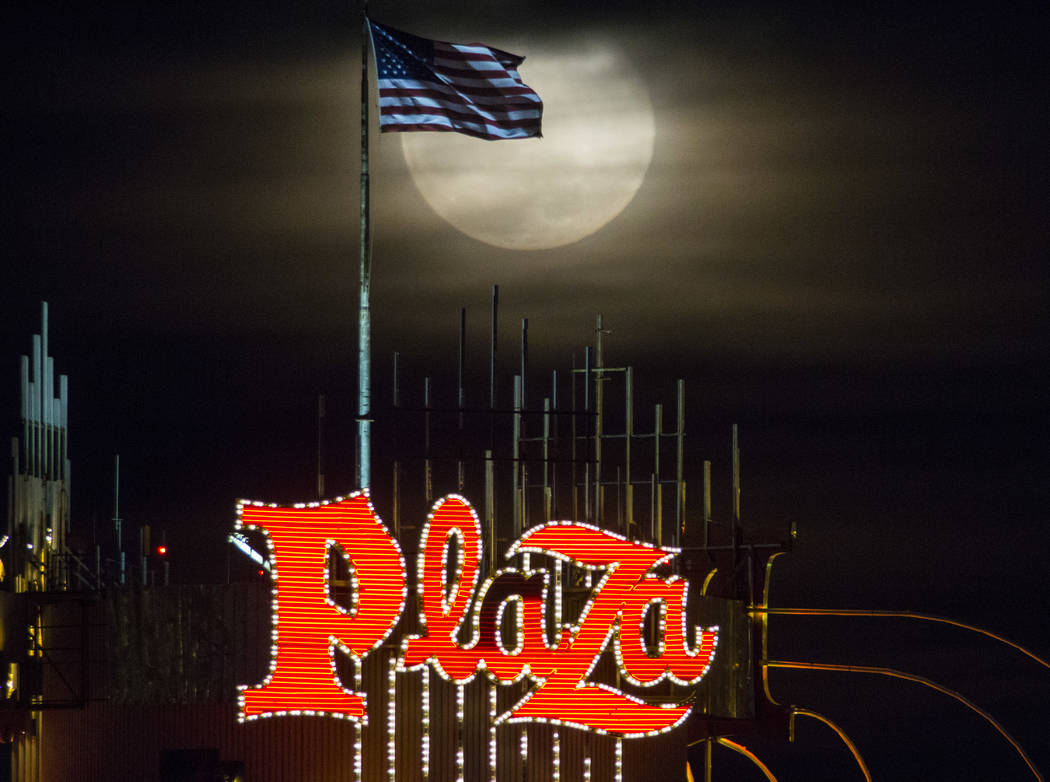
top-left (317, 393), bottom-right (326, 499)
top-left (113, 453), bottom-right (125, 584)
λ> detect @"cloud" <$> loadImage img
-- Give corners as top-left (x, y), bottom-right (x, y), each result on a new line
top-left (9, 8), bottom-right (1044, 368)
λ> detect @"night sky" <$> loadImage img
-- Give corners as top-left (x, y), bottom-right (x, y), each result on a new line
top-left (4, 2), bottom-right (1048, 779)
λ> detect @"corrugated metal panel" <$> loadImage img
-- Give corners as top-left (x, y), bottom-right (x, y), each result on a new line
top-left (107, 584), bottom-right (268, 703)
top-left (25, 675), bottom-right (645, 782)
top-left (37, 702), bottom-right (364, 782)
top-left (11, 721), bottom-right (40, 782)
top-left (12, 577), bottom-right (745, 782)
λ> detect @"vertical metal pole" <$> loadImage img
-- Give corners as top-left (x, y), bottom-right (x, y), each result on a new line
top-left (520, 318), bottom-right (528, 530)
top-left (521, 318), bottom-right (528, 408)
top-left (392, 351), bottom-right (400, 535)
top-left (490, 285), bottom-right (499, 449)
top-left (615, 466), bottom-right (622, 531)
top-left (59, 371), bottom-right (69, 567)
top-left (317, 393), bottom-right (326, 499)
top-left (113, 454), bottom-right (122, 556)
top-left (650, 473), bottom-right (656, 542)
top-left (625, 366), bottom-right (633, 535)
top-left (594, 314), bottom-right (603, 526)
top-left (703, 460), bottom-right (712, 548)
top-left (424, 377), bottom-right (433, 504)
top-left (485, 449), bottom-right (495, 574)
top-left (32, 334), bottom-right (41, 476)
top-left (654, 403), bottom-right (663, 547)
top-left (8, 441), bottom-right (15, 561)
top-left (542, 398), bottom-right (551, 520)
top-left (488, 287), bottom-right (499, 568)
top-left (458, 309), bottom-right (466, 421)
top-left (20, 355), bottom-right (29, 481)
top-left (676, 379), bottom-right (685, 548)
top-left (570, 358), bottom-right (577, 522)
top-left (731, 424), bottom-right (741, 596)
top-left (583, 347), bottom-right (591, 523)
top-left (458, 308), bottom-right (466, 492)
top-left (357, 13), bottom-right (373, 491)
top-left (513, 376), bottom-right (522, 538)
top-left (41, 303), bottom-right (48, 479)
top-left (732, 424), bottom-right (741, 526)
top-left (140, 526), bottom-right (148, 586)
top-left (59, 374), bottom-right (68, 482)
top-left (45, 357), bottom-right (54, 478)
top-left (550, 369), bottom-right (558, 518)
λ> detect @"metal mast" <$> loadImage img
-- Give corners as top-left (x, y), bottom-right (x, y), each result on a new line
top-left (357, 10), bottom-right (373, 490)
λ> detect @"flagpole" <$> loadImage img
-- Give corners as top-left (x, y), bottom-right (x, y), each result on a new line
top-left (357, 6), bottom-right (372, 491)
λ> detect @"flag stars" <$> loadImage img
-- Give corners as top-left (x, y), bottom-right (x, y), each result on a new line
top-left (369, 19), bottom-right (541, 140)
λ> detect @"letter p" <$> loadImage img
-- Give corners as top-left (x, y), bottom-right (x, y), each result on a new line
top-left (237, 494), bottom-right (406, 722)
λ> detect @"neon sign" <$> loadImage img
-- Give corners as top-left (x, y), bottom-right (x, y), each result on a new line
top-left (236, 492), bottom-right (717, 737)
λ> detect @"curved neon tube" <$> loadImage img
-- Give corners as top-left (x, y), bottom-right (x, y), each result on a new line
top-left (700, 568), bottom-right (718, 596)
top-left (766, 660), bottom-right (1043, 781)
top-left (758, 553), bottom-right (786, 705)
top-left (790, 708), bottom-right (871, 782)
top-left (715, 738), bottom-right (779, 781)
top-left (753, 608), bottom-right (1048, 670)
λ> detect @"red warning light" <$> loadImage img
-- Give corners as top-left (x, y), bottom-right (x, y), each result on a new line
top-left (156, 545), bottom-right (167, 556)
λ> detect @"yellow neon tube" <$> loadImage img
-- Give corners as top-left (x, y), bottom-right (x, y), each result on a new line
top-left (790, 708), bottom-right (871, 782)
top-left (751, 607), bottom-right (1048, 670)
top-left (715, 738), bottom-right (779, 781)
top-left (766, 659), bottom-right (1043, 781)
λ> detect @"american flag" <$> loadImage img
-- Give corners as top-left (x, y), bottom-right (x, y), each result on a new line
top-left (368, 19), bottom-right (542, 141)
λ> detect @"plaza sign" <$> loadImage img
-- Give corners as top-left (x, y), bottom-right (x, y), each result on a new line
top-left (235, 492), bottom-right (717, 738)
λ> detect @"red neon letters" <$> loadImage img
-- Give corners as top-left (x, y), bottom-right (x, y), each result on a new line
top-left (505, 523), bottom-right (717, 734)
top-left (237, 494), bottom-right (406, 721)
top-left (237, 493), bottom-right (717, 736)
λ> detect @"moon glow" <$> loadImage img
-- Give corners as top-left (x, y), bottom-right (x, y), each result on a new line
top-left (401, 44), bottom-right (655, 250)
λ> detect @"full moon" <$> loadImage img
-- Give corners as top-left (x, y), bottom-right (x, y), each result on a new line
top-left (401, 44), bottom-right (655, 250)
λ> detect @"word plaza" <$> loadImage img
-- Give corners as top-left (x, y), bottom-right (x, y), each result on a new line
top-left (235, 491), bottom-right (718, 738)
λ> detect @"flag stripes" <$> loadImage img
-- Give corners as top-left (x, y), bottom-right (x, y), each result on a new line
top-left (369, 19), bottom-right (543, 140)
